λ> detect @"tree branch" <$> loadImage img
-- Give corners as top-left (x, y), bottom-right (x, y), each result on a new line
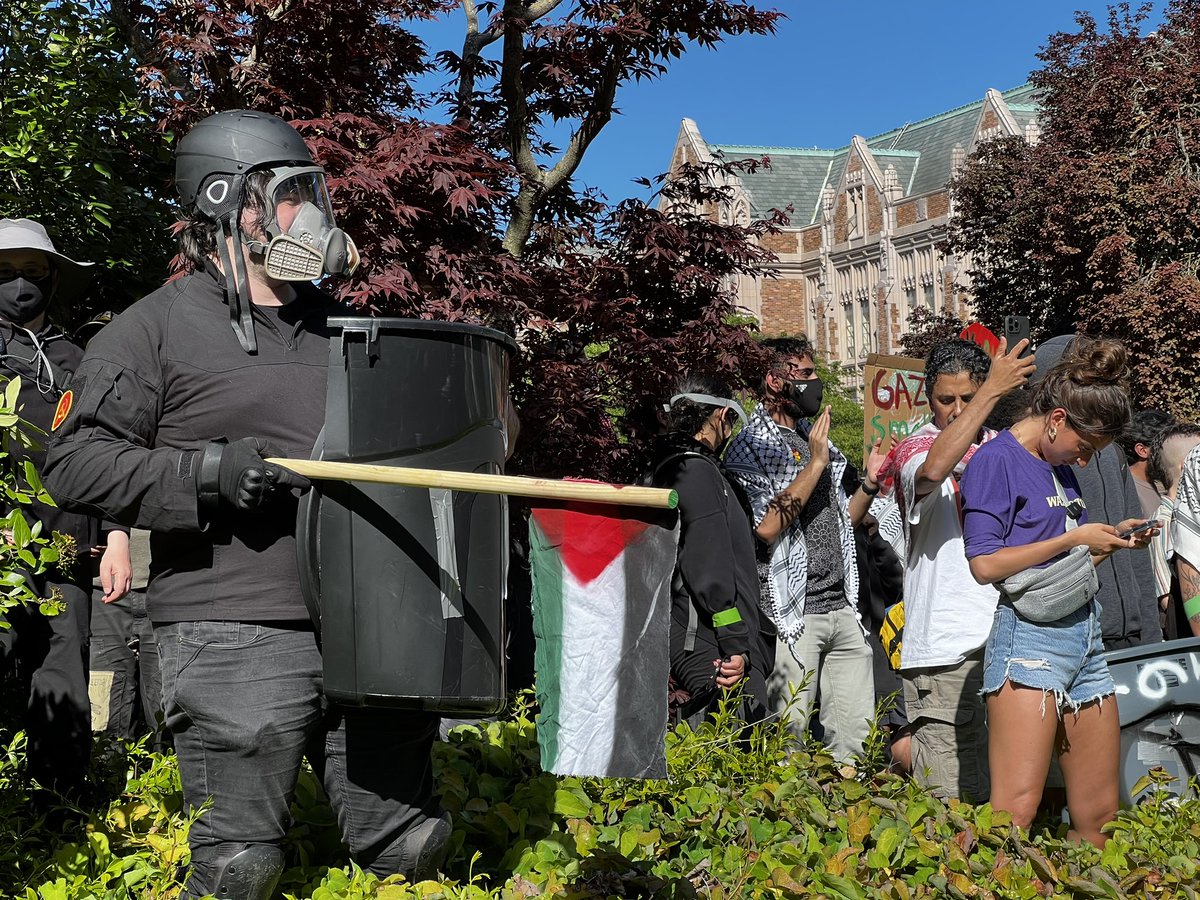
top-left (454, 0), bottom-right (504, 123)
top-left (105, 0), bottom-right (197, 102)
top-left (498, 2), bottom-right (541, 179)
top-left (501, 21), bottom-right (626, 256)
top-left (520, 0), bottom-right (568, 21)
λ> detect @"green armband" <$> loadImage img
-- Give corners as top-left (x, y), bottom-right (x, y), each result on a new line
top-left (712, 607), bottom-right (743, 628)
top-left (1185, 594), bottom-right (1200, 620)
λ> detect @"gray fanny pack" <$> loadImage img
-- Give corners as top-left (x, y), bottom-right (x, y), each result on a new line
top-left (999, 468), bottom-right (1096, 623)
top-left (1000, 544), bottom-right (1098, 623)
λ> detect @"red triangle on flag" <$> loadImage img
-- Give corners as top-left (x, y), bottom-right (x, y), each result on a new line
top-left (531, 505), bottom-right (652, 585)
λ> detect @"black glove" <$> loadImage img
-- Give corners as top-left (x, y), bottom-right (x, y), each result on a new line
top-left (197, 438), bottom-right (310, 512)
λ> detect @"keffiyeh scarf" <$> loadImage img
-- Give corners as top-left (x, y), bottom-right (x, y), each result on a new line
top-left (723, 403), bottom-right (860, 645)
top-left (879, 421), bottom-right (997, 534)
top-left (1171, 443), bottom-right (1200, 576)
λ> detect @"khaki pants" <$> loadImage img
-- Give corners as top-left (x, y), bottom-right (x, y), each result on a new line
top-left (769, 605), bottom-right (875, 762)
top-left (903, 651), bottom-right (990, 803)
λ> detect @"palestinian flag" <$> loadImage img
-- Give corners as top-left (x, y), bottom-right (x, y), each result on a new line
top-left (529, 503), bottom-right (678, 780)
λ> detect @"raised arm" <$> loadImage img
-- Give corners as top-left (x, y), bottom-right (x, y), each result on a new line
top-left (914, 338), bottom-right (1034, 499)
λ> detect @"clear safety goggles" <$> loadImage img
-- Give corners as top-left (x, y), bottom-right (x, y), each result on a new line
top-left (261, 166), bottom-right (338, 235)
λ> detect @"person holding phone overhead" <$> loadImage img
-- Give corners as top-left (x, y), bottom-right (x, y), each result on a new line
top-left (959, 338), bottom-right (1155, 846)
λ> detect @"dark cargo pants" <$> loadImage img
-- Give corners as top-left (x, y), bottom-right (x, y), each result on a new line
top-left (155, 621), bottom-right (442, 896)
top-left (0, 578), bottom-right (91, 796)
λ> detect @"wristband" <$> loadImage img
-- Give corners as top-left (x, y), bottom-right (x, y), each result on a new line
top-left (1185, 594), bottom-right (1200, 620)
top-left (861, 479), bottom-right (881, 497)
top-left (712, 607), bottom-right (743, 628)
top-left (197, 443), bottom-right (225, 510)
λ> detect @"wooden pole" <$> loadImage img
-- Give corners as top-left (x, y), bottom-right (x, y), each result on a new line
top-left (266, 458), bottom-right (678, 509)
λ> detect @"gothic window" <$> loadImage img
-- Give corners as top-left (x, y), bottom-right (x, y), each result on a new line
top-left (846, 186), bottom-right (865, 239)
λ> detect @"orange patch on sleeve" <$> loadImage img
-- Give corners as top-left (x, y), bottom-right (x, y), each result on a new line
top-left (51, 390), bottom-right (73, 431)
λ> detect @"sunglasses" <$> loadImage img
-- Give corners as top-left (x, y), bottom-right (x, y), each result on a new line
top-left (0, 264), bottom-right (51, 281)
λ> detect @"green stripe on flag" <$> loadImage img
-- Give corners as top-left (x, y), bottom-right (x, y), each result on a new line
top-left (529, 517), bottom-right (565, 768)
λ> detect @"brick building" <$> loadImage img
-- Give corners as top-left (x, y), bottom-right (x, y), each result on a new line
top-left (667, 84), bottom-right (1041, 383)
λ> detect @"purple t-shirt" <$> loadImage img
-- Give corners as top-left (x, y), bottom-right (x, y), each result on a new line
top-left (960, 430), bottom-right (1086, 564)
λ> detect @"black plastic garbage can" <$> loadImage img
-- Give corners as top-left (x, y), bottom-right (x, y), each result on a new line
top-left (1105, 636), bottom-right (1200, 804)
top-left (298, 318), bottom-right (517, 715)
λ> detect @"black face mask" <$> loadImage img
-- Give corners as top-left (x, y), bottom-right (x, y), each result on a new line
top-left (0, 276), bottom-right (52, 326)
top-left (786, 377), bottom-right (824, 419)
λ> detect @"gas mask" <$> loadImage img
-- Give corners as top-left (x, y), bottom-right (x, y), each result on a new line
top-left (251, 167), bottom-right (360, 282)
top-left (786, 377), bottom-right (824, 419)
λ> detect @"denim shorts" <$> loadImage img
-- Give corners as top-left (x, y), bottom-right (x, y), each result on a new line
top-left (982, 599), bottom-right (1114, 715)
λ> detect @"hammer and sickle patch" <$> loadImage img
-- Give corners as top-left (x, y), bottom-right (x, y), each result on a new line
top-left (51, 390), bottom-right (74, 431)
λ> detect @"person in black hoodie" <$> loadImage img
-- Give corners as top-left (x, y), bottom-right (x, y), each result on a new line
top-left (652, 375), bottom-right (774, 724)
top-left (1033, 336), bottom-right (1162, 649)
top-left (44, 112), bottom-right (446, 900)
top-left (0, 218), bottom-right (99, 799)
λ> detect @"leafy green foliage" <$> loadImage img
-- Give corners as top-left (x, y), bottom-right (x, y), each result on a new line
top-left (0, 0), bottom-right (174, 326)
top-left (820, 361), bottom-right (867, 473)
top-left (7, 694), bottom-right (1199, 898)
top-left (0, 376), bottom-right (68, 626)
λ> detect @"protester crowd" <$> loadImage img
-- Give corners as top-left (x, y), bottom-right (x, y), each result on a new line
top-left (2, 107), bottom-right (1200, 900)
top-left (655, 332), bottom-right (1200, 847)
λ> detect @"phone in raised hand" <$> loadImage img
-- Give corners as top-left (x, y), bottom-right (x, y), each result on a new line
top-left (1004, 315), bottom-right (1032, 358)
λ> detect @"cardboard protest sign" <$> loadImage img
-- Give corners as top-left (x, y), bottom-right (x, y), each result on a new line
top-left (864, 353), bottom-right (932, 455)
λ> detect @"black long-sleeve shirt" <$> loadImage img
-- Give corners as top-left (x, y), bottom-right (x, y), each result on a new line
top-left (43, 267), bottom-right (341, 623)
top-left (651, 436), bottom-right (769, 667)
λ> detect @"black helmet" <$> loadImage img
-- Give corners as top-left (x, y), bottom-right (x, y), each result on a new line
top-left (175, 109), bottom-right (314, 212)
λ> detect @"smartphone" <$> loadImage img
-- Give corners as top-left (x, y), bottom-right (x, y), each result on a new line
top-left (1004, 315), bottom-right (1032, 357)
top-left (1117, 519), bottom-right (1161, 539)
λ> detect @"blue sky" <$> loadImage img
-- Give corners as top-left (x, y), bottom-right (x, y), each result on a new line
top-left (410, 1), bottom-right (1163, 204)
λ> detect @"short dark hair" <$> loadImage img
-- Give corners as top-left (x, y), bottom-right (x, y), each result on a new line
top-left (924, 338), bottom-right (991, 403)
top-left (984, 387), bottom-right (1031, 432)
top-left (1116, 409), bottom-right (1176, 465)
top-left (1147, 422), bottom-right (1200, 493)
top-left (177, 171), bottom-right (273, 272)
top-left (663, 374), bottom-right (735, 436)
top-left (760, 336), bottom-right (815, 388)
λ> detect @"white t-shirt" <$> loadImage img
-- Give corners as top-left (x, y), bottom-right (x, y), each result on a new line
top-left (898, 448), bottom-right (1000, 669)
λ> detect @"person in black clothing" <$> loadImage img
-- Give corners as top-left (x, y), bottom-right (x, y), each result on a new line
top-left (44, 111), bottom-right (446, 900)
top-left (652, 375), bottom-right (774, 724)
top-left (0, 218), bottom-right (99, 799)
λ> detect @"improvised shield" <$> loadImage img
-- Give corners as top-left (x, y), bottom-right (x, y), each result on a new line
top-left (298, 318), bottom-right (517, 714)
top-left (1106, 635), bottom-right (1200, 804)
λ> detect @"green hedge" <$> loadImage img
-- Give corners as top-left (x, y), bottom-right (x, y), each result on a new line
top-left (4, 698), bottom-right (1199, 899)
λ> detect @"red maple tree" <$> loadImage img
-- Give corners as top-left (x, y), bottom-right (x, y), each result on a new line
top-left (107, 0), bottom-right (784, 479)
top-left (947, 1), bottom-right (1200, 416)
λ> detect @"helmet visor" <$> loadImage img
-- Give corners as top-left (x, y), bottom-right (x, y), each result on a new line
top-left (262, 166), bottom-right (337, 235)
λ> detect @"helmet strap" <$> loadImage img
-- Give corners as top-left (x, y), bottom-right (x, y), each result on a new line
top-left (215, 218), bottom-right (258, 355)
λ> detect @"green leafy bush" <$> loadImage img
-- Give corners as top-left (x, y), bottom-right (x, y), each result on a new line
top-left (0, 376), bottom-right (74, 626)
top-left (5, 695), bottom-right (1200, 899)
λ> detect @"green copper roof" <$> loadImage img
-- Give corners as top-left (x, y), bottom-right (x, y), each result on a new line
top-left (708, 84), bottom-right (1040, 226)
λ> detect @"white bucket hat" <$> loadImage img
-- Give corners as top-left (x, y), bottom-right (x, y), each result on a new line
top-left (0, 218), bottom-right (95, 303)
